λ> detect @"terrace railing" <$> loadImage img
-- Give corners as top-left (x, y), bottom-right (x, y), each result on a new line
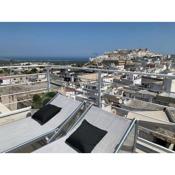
top-left (0, 64), bottom-right (175, 152)
top-left (1, 64), bottom-right (175, 110)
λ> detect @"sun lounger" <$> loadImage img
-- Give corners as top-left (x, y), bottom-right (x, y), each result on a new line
top-left (35, 106), bottom-right (137, 153)
top-left (0, 94), bottom-right (84, 153)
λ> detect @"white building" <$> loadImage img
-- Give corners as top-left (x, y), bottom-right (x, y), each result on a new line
top-left (164, 77), bottom-right (175, 93)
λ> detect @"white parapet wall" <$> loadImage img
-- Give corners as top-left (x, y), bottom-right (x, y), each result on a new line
top-left (0, 107), bottom-right (31, 126)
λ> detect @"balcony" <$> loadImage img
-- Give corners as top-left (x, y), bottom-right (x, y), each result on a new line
top-left (0, 65), bottom-right (175, 153)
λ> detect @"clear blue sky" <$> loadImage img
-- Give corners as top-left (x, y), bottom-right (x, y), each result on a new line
top-left (0, 22), bottom-right (175, 58)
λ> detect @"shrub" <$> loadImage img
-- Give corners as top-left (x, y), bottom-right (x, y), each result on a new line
top-left (32, 91), bottom-right (57, 109)
top-left (42, 91), bottom-right (57, 106)
top-left (45, 91), bottom-right (57, 98)
top-left (32, 94), bottom-right (42, 109)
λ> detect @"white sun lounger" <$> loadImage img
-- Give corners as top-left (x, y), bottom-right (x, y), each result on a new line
top-left (0, 94), bottom-right (84, 153)
top-left (35, 106), bottom-right (137, 153)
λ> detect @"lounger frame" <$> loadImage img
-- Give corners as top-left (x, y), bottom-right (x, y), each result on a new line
top-left (46, 102), bottom-right (92, 143)
top-left (115, 119), bottom-right (138, 153)
top-left (4, 100), bottom-right (85, 153)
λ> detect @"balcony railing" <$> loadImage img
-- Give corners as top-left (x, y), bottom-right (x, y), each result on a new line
top-left (0, 64), bottom-right (175, 152)
top-left (1, 64), bottom-right (175, 111)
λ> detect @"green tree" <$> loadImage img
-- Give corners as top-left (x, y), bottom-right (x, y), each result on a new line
top-left (32, 91), bottom-right (57, 109)
top-left (30, 68), bottom-right (38, 74)
top-left (32, 94), bottom-right (42, 109)
top-left (42, 92), bottom-right (57, 106)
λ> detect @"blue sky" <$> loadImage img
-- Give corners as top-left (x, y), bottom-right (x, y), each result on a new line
top-left (0, 22), bottom-right (175, 58)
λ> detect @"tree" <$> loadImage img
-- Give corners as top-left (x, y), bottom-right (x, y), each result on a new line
top-left (32, 94), bottom-right (42, 109)
top-left (32, 91), bottom-right (57, 109)
top-left (42, 92), bottom-right (57, 106)
top-left (30, 68), bottom-right (38, 74)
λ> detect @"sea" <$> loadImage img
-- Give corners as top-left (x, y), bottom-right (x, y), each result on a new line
top-left (0, 56), bottom-right (89, 63)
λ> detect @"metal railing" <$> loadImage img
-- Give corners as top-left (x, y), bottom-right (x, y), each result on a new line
top-left (1, 64), bottom-right (175, 111)
top-left (136, 137), bottom-right (175, 153)
top-left (1, 64), bottom-right (175, 152)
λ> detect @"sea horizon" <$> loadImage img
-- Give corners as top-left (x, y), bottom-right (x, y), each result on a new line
top-left (0, 56), bottom-right (89, 62)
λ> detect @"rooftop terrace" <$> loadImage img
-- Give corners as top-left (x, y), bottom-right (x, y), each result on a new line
top-left (0, 65), bottom-right (175, 153)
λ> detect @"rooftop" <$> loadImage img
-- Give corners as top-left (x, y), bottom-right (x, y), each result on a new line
top-left (0, 65), bottom-right (175, 153)
top-left (127, 110), bottom-right (169, 124)
top-left (122, 99), bottom-right (164, 111)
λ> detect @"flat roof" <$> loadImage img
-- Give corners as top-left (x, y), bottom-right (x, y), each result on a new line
top-left (123, 99), bottom-right (164, 111)
top-left (127, 110), bottom-right (169, 124)
top-left (78, 73), bottom-right (98, 81)
top-left (138, 90), bottom-right (157, 96)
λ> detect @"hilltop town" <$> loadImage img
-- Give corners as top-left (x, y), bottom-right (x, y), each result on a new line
top-left (87, 48), bottom-right (175, 74)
